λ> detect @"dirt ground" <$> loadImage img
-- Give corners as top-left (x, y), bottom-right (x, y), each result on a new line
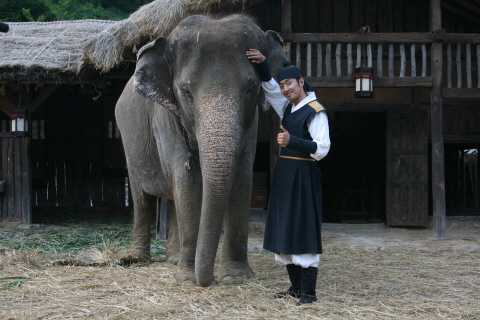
top-left (1, 216), bottom-right (479, 320)
top-left (247, 213), bottom-right (480, 253)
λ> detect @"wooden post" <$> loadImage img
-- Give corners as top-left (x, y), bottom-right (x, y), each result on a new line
top-left (430, 0), bottom-right (446, 238)
top-left (156, 198), bottom-right (169, 240)
top-left (281, 0), bottom-right (292, 42)
top-left (271, 0), bottom-right (293, 179)
top-left (0, 84), bottom-right (33, 224)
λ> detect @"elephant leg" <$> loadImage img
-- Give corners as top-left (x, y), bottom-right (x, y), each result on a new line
top-left (166, 201), bottom-right (180, 265)
top-left (172, 185), bottom-right (202, 285)
top-left (218, 174), bottom-right (255, 280)
top-left (131, 189), bottom-right (156, 261)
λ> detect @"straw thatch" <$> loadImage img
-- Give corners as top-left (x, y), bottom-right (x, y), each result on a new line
top-left (80, 0), bottom-right (258, 72)
top-left (0, 20), bottom-right (116, 82)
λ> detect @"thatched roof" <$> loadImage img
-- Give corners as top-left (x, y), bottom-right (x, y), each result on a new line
top-left (80, 0), bottom-right (257, 72)
top-left (0, 0), bottom-right (257, 81)
top-left (0, 20), bottom-right (116, 82)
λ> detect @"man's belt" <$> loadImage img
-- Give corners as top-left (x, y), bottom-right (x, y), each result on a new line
top-left (279, 155), bottom-right (315, 162)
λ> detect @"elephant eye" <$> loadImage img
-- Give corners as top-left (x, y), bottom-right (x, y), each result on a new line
top-left (183, 89), bottom-right (193, 102)
top-left (246, 84), bottom-right (257, 96)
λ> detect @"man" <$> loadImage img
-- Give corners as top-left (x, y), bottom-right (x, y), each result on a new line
top-left (246, 49), bottom-right (330, 305)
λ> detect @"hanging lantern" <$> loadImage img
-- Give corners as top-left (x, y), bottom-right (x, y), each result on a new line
top-left (355, 25), bottom-right (374, 98)
top-left (10, 109), bottom-right (29, 137)
top-left (355, 66), bottom-right (374, 98)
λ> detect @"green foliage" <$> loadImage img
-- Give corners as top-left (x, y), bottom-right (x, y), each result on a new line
top-left (0, 0), bottom-right (153, 22)
top-left (0, 277), bottom-right (29, 289)
top-left (0, 217), bottom-right (166, 259)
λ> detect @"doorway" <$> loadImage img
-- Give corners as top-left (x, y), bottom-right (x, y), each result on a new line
top-left (444, 143), bottom-right (480, 215)
top-left (320, 111), bottom-right (386, 223)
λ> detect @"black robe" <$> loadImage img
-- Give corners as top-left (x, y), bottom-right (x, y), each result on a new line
top-left (263, 100), bottom-right (326, 255)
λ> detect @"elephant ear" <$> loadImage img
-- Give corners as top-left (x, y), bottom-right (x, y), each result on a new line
top-left (133, 37), bottom-right (180, 117)
top-left (265, 30), bottom-right (288, 83)
top-left (258, 31), bottom-right (288, 112)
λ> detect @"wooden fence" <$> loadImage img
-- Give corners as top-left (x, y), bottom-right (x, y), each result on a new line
top-left (290, 32), bottom-right (480, 91)
top-left (32, 160), bottom-right (129, 208)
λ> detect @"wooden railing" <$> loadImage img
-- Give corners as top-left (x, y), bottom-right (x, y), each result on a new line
top-left (290, 32), bottom-right (480, 93)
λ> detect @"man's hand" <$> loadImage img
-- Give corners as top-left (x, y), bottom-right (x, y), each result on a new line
top-left (246, 49), bottom-right (266, 64)
top-left (277, 125), bottom-right (290, 146)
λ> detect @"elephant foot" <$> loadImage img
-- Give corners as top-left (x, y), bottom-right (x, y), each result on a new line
top-left (174, 268), bottom-right (197, 285)
top-left (166, 252), bottom-right (179, 265)
top-left (130, 248), bottom-right (151, 262)
top-left (218, 261), bottom-right (255, 282)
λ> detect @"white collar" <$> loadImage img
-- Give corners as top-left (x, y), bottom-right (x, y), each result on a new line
top-left (291, 92), bottom-right (317, 111)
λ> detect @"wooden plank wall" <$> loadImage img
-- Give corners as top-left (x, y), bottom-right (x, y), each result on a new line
top-left (31, 85), bottom-right (129, 209)
top-left (249, 0), bottom-right (479, 34)
top-left (0, 136), bottom-right (31, 223)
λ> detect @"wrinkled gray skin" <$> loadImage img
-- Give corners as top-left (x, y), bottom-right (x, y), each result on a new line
top-left (115, 14), bottom-right (287, 287)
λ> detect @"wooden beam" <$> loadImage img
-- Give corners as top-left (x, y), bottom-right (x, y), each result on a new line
top-left (29, 84), bottom-right (58, 114)
top-left (444, 135), bottom-right (480, 143)
top-left (430, 0), bottom-right (446, 238)
top-left (292, 33), bottom-right (433, 44)
top-left (443, 33), bottom-right (480, 43)
top-left (324, 102), bottom-right (410, 111)
top-left (292, 31), bottom-right (479, 44)
top-left (443, 88), bottom-right (480, 99)
top-left (306, 76), bottom-right (432, 88)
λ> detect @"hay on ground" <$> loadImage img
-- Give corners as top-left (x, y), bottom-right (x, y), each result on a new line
top-left (1, 234), bottom-right (479, 319)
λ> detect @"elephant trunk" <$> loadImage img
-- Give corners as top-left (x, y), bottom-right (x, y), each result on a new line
top-left (195, 97), bottom-right (243, 287)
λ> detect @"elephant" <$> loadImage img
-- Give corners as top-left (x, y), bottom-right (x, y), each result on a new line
top-left (115, 14), bottom-right (287, 287)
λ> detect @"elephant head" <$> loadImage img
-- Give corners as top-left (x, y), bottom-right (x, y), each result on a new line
top-left (132, 14), bottom-right (286, 286)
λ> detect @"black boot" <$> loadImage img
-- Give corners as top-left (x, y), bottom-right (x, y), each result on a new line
top-left (297, 267), bottom-right (318, 305)
top-left (274, 264), bottom-right (302, 298)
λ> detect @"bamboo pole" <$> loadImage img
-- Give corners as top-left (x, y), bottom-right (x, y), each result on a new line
top-left (422, 44), bottom-right (427, 77)
top-left (307, 43), bottom-right (312, 77)
top-left (411, 44), bottom-right (416, 77)
top-left (336, 43), bottom-right (342, 77)
top-left (356, 44), bottom-right (361, 68)
top-left (389, 44), bottom-right (394, 77)
top-left (377, 44), bottom-right (383, 77)
top-left (457, 44), bottom-right (462, 88)
top-left (317, 43), bottom-right (322, 77)
top-left (477, 44), bottom-right (480, 88)
top-left (466, 43), bottom-right (472, 88)
top-left (347, 43), bottom-right (353, 77)
top-left (400, 44), bottom-right (406, 77)
top-left (326, 43), bottom-right (332, 77)
top-left (367, 44), bottom-right (372, 68)
top-left (447, 44), bottom-right (452, 88)
top-left (296, 43), bottom-right (301, 70)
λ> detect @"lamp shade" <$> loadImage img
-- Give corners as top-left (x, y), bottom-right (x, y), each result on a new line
top-left (10, 109), bottom-right (29, 137)
top-left (355, 66), bottom-right (374, 98)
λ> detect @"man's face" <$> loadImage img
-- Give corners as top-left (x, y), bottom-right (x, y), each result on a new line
top-left (279, 78), bottom-right (304, 104)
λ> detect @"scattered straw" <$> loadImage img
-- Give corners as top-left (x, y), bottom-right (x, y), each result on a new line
top-left (1, 231), bottom-right (479, 319)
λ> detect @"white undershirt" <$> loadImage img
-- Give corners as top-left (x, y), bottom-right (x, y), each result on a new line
top-left (261, 78), bottom-right (330, 161)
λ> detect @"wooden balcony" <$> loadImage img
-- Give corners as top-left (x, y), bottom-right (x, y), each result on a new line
top-left (290, 32), bottom-right (480, 99)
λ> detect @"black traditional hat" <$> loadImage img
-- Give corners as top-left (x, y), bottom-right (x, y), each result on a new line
top-left (276, 63), bottom-right (314, 92)
top-left (276, 65), bottom-right (302, 82)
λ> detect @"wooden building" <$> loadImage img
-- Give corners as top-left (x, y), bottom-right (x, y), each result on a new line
top-left (1, 0), bottom-right (479, 237)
